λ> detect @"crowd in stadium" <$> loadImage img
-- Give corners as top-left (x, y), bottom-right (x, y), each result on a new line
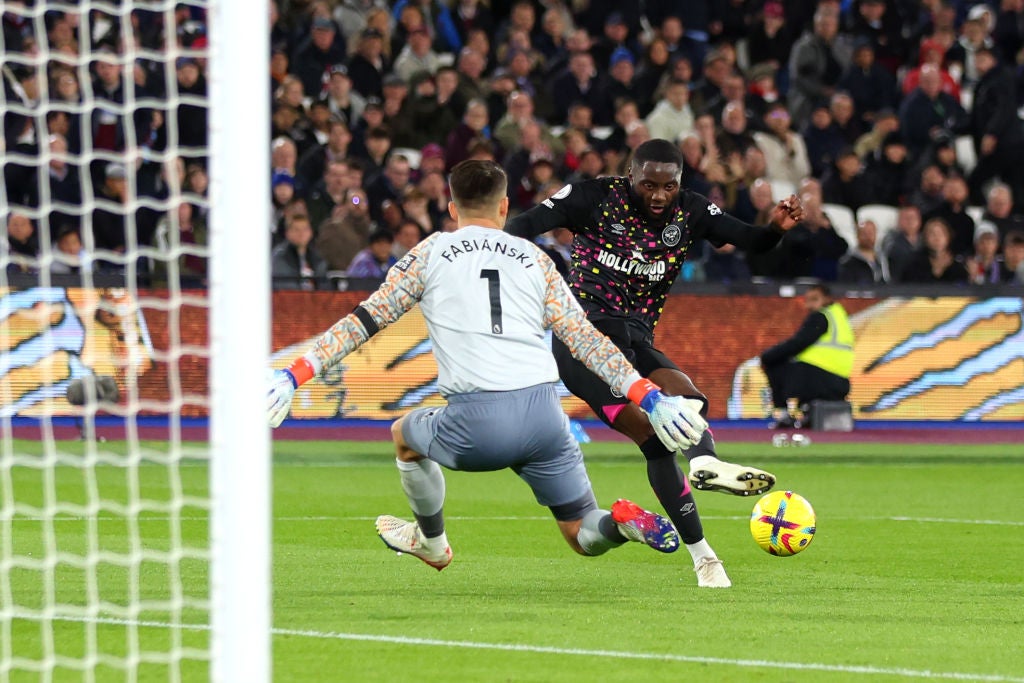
top-left (4, 0), bottom-right (1024, 287)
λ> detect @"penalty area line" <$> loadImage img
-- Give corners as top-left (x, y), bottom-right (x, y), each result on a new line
top-left (9, 613), bottom-right (1024, 682)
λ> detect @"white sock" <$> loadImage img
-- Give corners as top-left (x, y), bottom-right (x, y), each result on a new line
top-left (421, 531), bottom-right (450, 554)
top-left (685, 538), bottom-right (716, 565)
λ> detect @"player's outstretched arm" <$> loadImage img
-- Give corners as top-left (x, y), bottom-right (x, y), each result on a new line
top-left (699, 193), bottom-right (806, 253)
top-left (536, 249), bottom-right (707, 449)
top-left (266, 237), bottom-right (434, 428)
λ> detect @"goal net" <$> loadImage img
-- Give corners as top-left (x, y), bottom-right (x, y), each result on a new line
top-left (0, 2), bottom-right (270, 681)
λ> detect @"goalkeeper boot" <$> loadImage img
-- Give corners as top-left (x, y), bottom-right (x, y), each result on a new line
top-left (688, 455), bottom-right (776, 497)
top-left (610, 499), bottom-right (680, 553)
top-left (375, 515), bottom-right (452, 571)
top-left (694, 556), bottom-right (732, 588)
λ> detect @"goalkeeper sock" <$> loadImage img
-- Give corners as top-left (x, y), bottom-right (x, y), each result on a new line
top-left (576, 509), bottom-right (626, 556)
top-left (680, 430), bottom-right (717, 464)
top-left (396, 458), bottom-right (446, 539)
top-left (640, 437), bottom-right (704, 545)
top-left (685, 538), bottom-right (716, 565)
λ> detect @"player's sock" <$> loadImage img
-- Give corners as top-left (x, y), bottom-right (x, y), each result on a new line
top-left (396, 458), bottom-right (446, 542)
top-left (685, 538), bottom-right (717, 564)
top-left (640, 437), bottom-right (704, 544)
top-left (576, 509), bottom-right (626, 556)
top-left (680, 430), bottom-right (717, 463)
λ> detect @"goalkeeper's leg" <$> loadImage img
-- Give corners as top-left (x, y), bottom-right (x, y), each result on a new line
top-left (374, 414), bottom-right (451, 570)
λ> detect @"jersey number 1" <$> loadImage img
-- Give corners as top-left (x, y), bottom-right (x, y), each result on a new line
top-left (480, 269), bottom-right (503, 334)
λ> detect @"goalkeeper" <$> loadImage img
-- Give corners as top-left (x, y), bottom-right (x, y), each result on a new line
top-left (268, 160), bottom-right (710, 572)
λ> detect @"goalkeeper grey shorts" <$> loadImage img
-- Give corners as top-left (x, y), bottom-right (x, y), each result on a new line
top-left (401, 382), bottom-right (596, 510)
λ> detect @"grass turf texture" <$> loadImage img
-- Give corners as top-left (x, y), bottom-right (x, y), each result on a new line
top-left (4, 439), bottom-right (1023, 682)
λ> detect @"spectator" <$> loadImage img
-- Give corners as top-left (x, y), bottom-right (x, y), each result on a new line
top-left (900, 217), bottom-right (969, 284)
top-left (802, 101), bottom-right (845, 178)
top-left (393, 25), bottom-right (442, 83)
top-left (271, 171), bottom-right (298, 241)
top-left (290, 16), bottom-right (346, 97)
top-left (924, 175), bottom-right (975, 257)
top-left (829, 92), bottom-right (863, 146)
top-left (690, 48), bottom-right (732, 117)
top-left (716, 101), bottom-right (757, 159)
top-left (966, 45), bottom-right (1024, 206)
top-left (945, 16), bottom-right (995, 91)
top-left (1003, 230), bottom-right (1024, 283)
top-left (392, 219), bottom-right (425, 259)
top-left (644, 78), bottom-right (694, 143)
top-left (50, 224), bottom-right (89, 276)
top-left (549, 51), bottom-right (605, 125)
top-left (776, 192), bottom-right (850, 281)
top-left (152, 202), bottom-right (207, 286)
top-left (788, 5), bottom-right (844, 123)
top-left (838, 219), bottom-right (890, 283)
top-left (846, 0), bottom-right (907, 74)
top-left (418, 143), bottom-right (446, 180)
top-left (316, 186), bottom-right (374, 273)
top-left (272, 213), bottom-right (327, 290)
top-left (838, 38), bottom-right (898, 128)
top-left (981, 182), bottom-right (1024, 245)
top-left (346, 227), bottom-right (397, 278)
top-left (307, 159), bottom-right (352, 233)
top-left (605, 47), bottom-right (647, 118)
top-left (635, 38), bottom-right (672, 103)
top-left (966, 221), bottom-right (1010, 284)
top-left (454, 47), bottom-right (489, 106)
top-left (493, 91), bottom-right (562, 159)
top-left (6, 212), bottom-right (38, 262)
top-left (821, 147), bottom-right (872, 213)
top-left (297, 117), bottom-right (352, 189)
top-left (909, 163), bottom-right (947, 217)
top-left (92, 163), bottom-right (132, 258)
top-left (333, 0), bottom-right (390, 46)
top-left (366, 153), bottom-right (413, 223)
top-left (175, 57), bottom-right (207, 153)
top-left (853, 108), bottom-right (899, 161)
top-left (863, 132), bottom-right (911, 207)
top-left (347, 28), bottom-right (389, 99)
top-left (753, 101), bottom-right (811, 188)
top-left (902, 38), bottom-right (961, 102)
top-left (746, 2), bottom-right (794, 85)
top-left (882, 204), bottom-right (923, 281)
top-left (445, 99), bottom-right (493, 171)
top-left (42, 132), bottom-right (83, 228)
top-left (319, 64), bottom-right (366, 126)
top-left (401, 186), bottom-right (435, 234)
top-left (537, 226), bottom-right (573, 278)
top-left (898, 63), bottom-right (968, 157)
top-left (359, 125), bottom-right (393, 185)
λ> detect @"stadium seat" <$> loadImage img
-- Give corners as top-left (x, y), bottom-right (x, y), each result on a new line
top-left (822, 203), bottom-right (857, 250)
top-left (955, 135), bottom-right (977, 175)
top-left (966, 205), bottom-right (985, 226)
top-left (857, 204), bottom-right (899, 248)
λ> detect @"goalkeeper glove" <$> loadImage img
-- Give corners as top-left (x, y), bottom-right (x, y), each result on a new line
top-left (629, 379), bottom-right (709, 451)
top-left (267, 357), bottom-right (317, 428)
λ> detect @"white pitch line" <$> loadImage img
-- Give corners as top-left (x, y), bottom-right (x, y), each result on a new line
top-left (7, 612), bottom-right (1023, 682)
top-left (8, 514), bottom-right (1023, 526)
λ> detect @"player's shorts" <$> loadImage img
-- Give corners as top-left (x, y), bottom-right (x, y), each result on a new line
top-left (553, 314), bottom-right (681, 427)
top-left (401, 382), bottom-right (598, 513)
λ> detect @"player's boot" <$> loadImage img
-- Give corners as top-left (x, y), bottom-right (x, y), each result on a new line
top-left (694, 556), bottom-right (731, 588)
top-left (610, 499), bottom-right (680, 553)
top-left (375, 515), bottom-right (452, 571)
top-left (687, 455), bottom-right (776, 497)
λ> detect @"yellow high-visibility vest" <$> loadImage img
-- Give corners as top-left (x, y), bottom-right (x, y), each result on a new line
top-left (795, 302), bottom-right (854, 378)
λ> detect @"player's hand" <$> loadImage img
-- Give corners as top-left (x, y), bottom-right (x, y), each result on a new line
top-left (267, 368), bottom-right (298, 428)
top-left (769, 194), bottom-right (805, 233)
top-left (640, 392), bottom-right (709, 451)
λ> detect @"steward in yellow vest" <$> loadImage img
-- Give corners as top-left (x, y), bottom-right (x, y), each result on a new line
top-left (759, 283), bottom-right (853, 428)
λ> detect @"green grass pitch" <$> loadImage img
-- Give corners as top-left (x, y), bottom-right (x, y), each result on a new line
top-left (4, 438), bottom-right (1023, 682)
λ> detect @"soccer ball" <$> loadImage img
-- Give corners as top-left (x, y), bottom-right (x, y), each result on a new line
top-left (750, 490), bottom-right (816, 556)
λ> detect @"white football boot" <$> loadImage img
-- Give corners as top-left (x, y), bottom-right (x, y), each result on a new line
top-left (688, 455), bottom-right (776, 497)
top-left (375, 515), bottom-right (452, 571)
top-left (694, 556), bottom-right (732, 588)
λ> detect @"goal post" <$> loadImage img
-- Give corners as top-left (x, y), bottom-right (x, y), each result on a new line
top-left (0, 0), bottom-right (272, 681)
top-left (208, 0), bottom-right (272, 681)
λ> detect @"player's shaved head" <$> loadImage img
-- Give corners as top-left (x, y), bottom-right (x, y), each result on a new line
top-left (630, 138), bottom-right (684, 171)
top-left (449, 160), bottom-right (508, 211)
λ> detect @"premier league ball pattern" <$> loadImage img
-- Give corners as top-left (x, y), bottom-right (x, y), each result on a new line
top-left (750, 490), bottom-right (817, 556)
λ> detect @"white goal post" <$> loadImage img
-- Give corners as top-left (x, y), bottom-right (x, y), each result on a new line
top-left (0, 1), bottom-right (271, 681)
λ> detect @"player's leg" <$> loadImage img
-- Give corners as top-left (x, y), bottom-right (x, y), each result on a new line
top-left (647, 366), bottom-right (776, 496)
top-left (510, 384), bottom-right (679, 556)
top-left (374, 409), bottom-right (452, 570)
